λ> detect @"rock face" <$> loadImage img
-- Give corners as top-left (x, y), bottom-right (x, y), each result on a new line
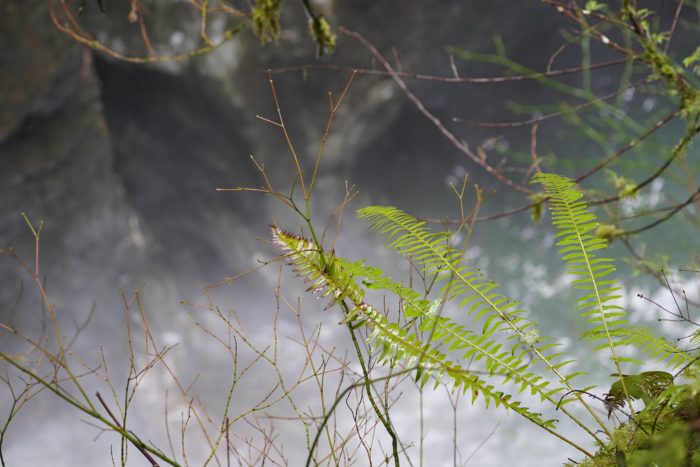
top-left (0, 1), bottom-right (572, 312)
top-left (0, 1), bottom-right (77, 141)
top-left (93, 57), bottom-right (260, 284)
top-left (0, 1), bottom-right (137, 337)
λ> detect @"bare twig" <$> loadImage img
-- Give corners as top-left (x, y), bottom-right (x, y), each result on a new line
top-left (267, 58), bottom-right (630, 84)
top-left (341, 27), bottom-right (534, 195)
top-left (96, 391), bottom-right (161, 467)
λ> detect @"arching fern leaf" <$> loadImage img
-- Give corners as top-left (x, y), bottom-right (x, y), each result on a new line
top-left (354, 206), bottom-right (612, 438)
top-left (336, 258), bottom-right (569, 402)
top-left (356, 207), bottom-right (583, 386)
top-left (270, 226), bottom-right (554, 427)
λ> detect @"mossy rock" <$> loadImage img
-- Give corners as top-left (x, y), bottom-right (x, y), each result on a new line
top-left (571, 387), bottom-right (700, 466)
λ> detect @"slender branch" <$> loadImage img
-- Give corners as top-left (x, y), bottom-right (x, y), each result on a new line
top-left (96, 392), bottom-right (161, 467)
top-left (341, 27), bottom-right (534, 195)
top-left (308, 71), bottom-right (357, 198)
top-left (0, 355), bottom-right (181, 466)
top-left (267, 57), bottom-right (630, 84)
top-left (343, 311), bottom-right (400, 467)
top-left (541, 0), bottom-right (635, 55)
top-left (622, 187), bottom-right (700, 236)
top-left (49, 1), bottom-right (246, 64)
top-left (575, 110), bottom-right (677, 183)
top-left (453, 83), bottom-right (635, 128)
top-left (591, 121), bottom-right (700, 206)
top-left (266, 69), bottom-right (308, 199)
top-left (664, 0), bottom-right (686, 53)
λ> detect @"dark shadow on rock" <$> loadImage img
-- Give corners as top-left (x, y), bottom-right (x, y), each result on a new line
top-left (94, 57), bottom-right (262, 285)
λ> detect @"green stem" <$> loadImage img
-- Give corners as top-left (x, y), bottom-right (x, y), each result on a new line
top-left (343, 301), bottom-right (401, 467)
top-left (0, 354), bottom-right (181, 466)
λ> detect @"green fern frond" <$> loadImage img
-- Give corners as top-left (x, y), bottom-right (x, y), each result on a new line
top-left (337, 258), bottom-right (568, 402)
top-left (532, 174), bottom-right (626, 343)
top-left (271, 227), bottom-right (554, 426)
top-left (532, 173), bottom-right (634, 407)
top-left (357, 205), bottom-right (614, 439)
top-left (356, 207), bottom-right (580, 378)
top-left (357, 206), bottom-right (538, 344)
top-left (356, 207), bottom-right (615, 418)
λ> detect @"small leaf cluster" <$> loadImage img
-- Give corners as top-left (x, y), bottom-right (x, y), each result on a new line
top-left (575, 372), bottom-right (700, 466)
top-left (307, 15), bottom-right (336, 57)
top-left (252, 0), bottom-right (282, 44)
top-left (251, 0), bottom-right (337, 56)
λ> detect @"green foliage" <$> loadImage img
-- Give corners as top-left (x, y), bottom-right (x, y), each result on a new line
top-left (595, 224), bottom-right (626, 242)
top-left (606, 170), bottom-right (638, 200)
top-left (271, 226), bottom-right (554, 425)
top-left (583, 1), bottom-right (605, 13)
top-left (683, 46), bottom-right (700, 76)
top-left (251, 0), bottom-right (336, 55)
top-left (252, 0), bottom-right (282, 44)
top-left (574, 377), bottom-right (700, 466)
top-left (615, 326), bottom-right (690, 369)
top-left (529, 192), bottom-right (547, 223)
top-left (355, 205), bottom-right (584, 399)
top-left (635, 24), bottom-right (700, 118)
top-left (307, 15), bottom-right (336, 57)
top-left (356, 205), bottom-right (540, 348)
top-left (532, 174), bottom-right (630, 373)
top-left (604, 371), bottom-right (673, 415)
top-left (627, 421), bottom-right (697, 467)
top-left (273, 172), bottom-right (700, 461)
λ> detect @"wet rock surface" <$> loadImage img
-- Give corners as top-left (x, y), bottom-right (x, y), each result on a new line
top-left (1, 2), bottom-right (568, 315)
